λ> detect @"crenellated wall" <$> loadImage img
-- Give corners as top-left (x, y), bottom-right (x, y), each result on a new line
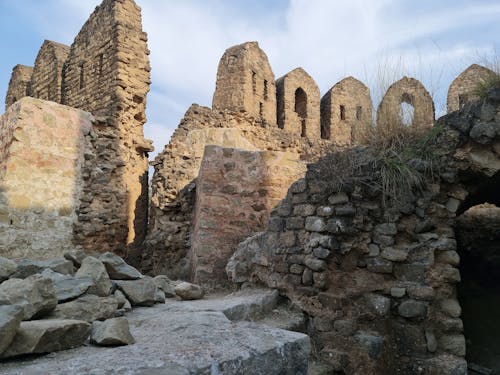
top-left (5, 65), bottom-right (33, 110)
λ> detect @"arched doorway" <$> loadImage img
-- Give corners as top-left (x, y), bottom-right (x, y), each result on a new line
top-left (400, 92), bottom-right (415, 126)
top-left (294, 87), bottom-right (307, 137)
top-left (456, 172), bottom-right (500, 374)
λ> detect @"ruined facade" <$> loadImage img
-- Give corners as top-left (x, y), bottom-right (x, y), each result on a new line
top-left (5, 65), bottom-right (33, 110)
top-left (321, 77), bottom-right (373, 144)
top-left (447, 64), bottom-right (497, 113)
top-left (30, 40), bottom-right (69, 103)
top-left (228, 89), bottom-right (500, 373)
top-left (377, 76), bottom-right (435, 131)
top-left (277, 68), bottom-right (321, 139)
top-left (1, 0), bottom-right (151, 257)
top-left (213, 42), bottom-right (277, 125)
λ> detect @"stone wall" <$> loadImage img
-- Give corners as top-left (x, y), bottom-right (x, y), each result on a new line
top-left (228, 88), bottom-right (500, 374)
top-left (5, 65), bottom-right (33, 110)
top-left (277, 68), bottom-right (321, 139)
top-left (30, 40), bottom-right (69, 103)
top-left (321, 76), bottom-right (373, 144)
top-left (190, 145), bottom-right (306, 290)
top-left (213, 42), bottom-right (277, 126)
top-left (376, 76), bottom-right (435, 131)
top-left (0, 98), bottom-right (93, 259)
top-left (62, 0), bottom-right (152, 254)
top-left (447, 64), bottom-right (497, 113)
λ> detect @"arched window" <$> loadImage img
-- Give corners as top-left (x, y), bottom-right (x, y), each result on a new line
top-left (400, 93), bottom-right (414, 126)
top-left (294, 88), bottom-right (308, 137)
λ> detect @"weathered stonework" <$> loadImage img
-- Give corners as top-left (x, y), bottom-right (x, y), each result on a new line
top-left (376, 76), bottom-right (435, 131)
top-left (190, 145), bottom-right (306, 290)
top-left (30, 40), bottom-right (70, 103)
top-left (0, 98), bottom-right (93, 259)
top-left (228, 88), bottom-right (500, 373)
top-left (213, 42), bottom-right (277, 126)
top-left (277, 68), bottom-right (321, 139)
top-left (321, 76), bottom-right (373, 144)
top-left (5, 65), bottom-right (33, 110)
top-left (447, 64), bottom-right (497, 113)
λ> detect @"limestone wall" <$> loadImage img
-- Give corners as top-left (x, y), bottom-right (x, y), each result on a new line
top-left (30, 40), bottom-right (69, 103)
top-left (0, 98), bottom-right (93, 259)
top-left (321, 77), bottom-right (373, 144)
top-left (447, 64), bottom-right (497, 113)
top-left (277, 68), bottom-right (321, 139)
top-left (5, 65), bottom-right (33, 110)
top-left (190, 145), bottom-right (306, 290)
top-left (213, 42), bottom-right (277, 126)
top-left (376, 76), bottom-right (435, 131)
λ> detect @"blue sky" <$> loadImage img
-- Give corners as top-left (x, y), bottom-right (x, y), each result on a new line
top-left (1, 0), bottom-right (499, 160)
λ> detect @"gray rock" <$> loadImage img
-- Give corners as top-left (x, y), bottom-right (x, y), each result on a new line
top-left (390, 287), bottom-right (406, 298)
top-left (116, 278), bottom-right (157, 306)
top-left (75, 257), bottom-right (113, 297)
top-left (425, 329), bottom-right (437, 352)
top-left (0, 305), bottom-right (23, 354)
top-left (470, 122), bottom-right (498, 144)
top-left (113, 289), bottom-right (130, 309)
top-left (0, 275), bottom-right (57, 320)
top-left (49, 294), bottom-right (118, 322)
top-left (305, 217), bottom-right (326, 232)
top-left (366, 294), bottom-right (391, 317)
top-left (1, 319), bottom-right (90, 358)
top-left (99, 252), bottom-right (142, 280)
top-left (355, 332), bottom-right (385, 359)
top-left (328, 192), bottom-right (349, 205)
top-left (63, 249), bottom-right (89, 268)
top-left (366, 257), bottom-right (393, 273)
top-left (91, 317), bottom-right (135, 346)
top-left (41, 269), bottom-right (93, 302)
top-left (381, 247), bottom-right (408, 262)
top-left (398, 299), bottom-right (428, 318)
top-left (155, 288), bottom-right (166, 303)
top-left (152, 275), bottom-right (177, 298)
top-left (313, 247), bottom-right (331, 259)
top-left (440, 299), bottom-right (461, 318)
top-left (174, 282), bottom-right (204, 301)
top-left (407, 286), bottom-right (435, 301)
top-left (374, 223), bottom-right (397, 236)
top-left (12, 259), bottom-right (74, 279)
top-left (305, 258), bottom-right (327, 272)
top-left (438, 334), bottom-right (466, 356)
top-left (0, 257), bottom-right (17, 282)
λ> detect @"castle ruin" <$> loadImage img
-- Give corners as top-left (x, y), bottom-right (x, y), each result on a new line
top-left (1, 0), bottom-right (500, 373)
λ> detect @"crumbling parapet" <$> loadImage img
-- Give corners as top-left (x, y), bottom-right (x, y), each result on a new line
top-left (30, 40), bottom-right (69, 103)
top-left (5, 65), bottom-right (33, 110)
top-left (277, 68), bottom-right (321, 140)
top-left (376, 76), bottom-right (435, 131)
top-left (447, 64), bottom-right (497, 113)
top-left (213, 42), bottom-right (277, 125)
top-left (321, 76), bottom-right (373, 144)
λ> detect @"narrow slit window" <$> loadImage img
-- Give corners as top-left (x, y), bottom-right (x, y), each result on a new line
top-left (98, 54), bottom-right (104, 76)
top-left (263, 80), bottom-right (268, 100)
top-left (252, 71), bottom-right (257, 94)
top-left (356, 106), bottom-right (362, 120)
top-left (79, 63), bottom-right (85, 89)
top-left (259, 102), bottom-right (263, 118)
top-left (340, 105), bottom-right (346, 120)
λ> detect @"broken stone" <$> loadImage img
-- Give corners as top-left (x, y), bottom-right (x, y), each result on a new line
top-left (0, 274), bottom-right (57, 320)
top-left (12, 258), bottom-right (74, 279)
top-left (1, 319), bottom-right (90, 358)
top-left (366, 294), bottom-right (391, 317)
top-left (0, 256), bottom-right (17, 282)
top-left (155, 288), bottom-right (166, 303)
top-left (381, 247), bottom-right (408, 262)
top-left (41, 269), bottom-right (93, 302)
top-left (152, 275), bottom-right (177, 298)
top-left (305, 258), bottom-right (327, 272)
top-left (49, 294), bottom-right (118, 322)
top-left (63, 249), bottom-right (89, 268)
top-left (91, 317), bottom-right (135, 346)
top-left (305, 217), bottom-right (326, 232)
top-left (0, 305), bottom-right (23, 355)
top-left (115, 278), bottom-right (157, 306)
top-left (174, 282), bottom-right (204, 300)
top-left (75, 256), bottom-right (113, 297)
top-left (99, 252), bottom-right (142, 280)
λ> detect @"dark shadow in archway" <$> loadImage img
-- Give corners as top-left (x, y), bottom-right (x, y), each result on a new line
top-left (294, 87), bottom-right (307, 137)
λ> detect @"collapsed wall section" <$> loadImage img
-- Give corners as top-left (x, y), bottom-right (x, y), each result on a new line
top-left (30, 40), bottom-right (69, 103)
top-left (5, 65), bottom-right (33, 110)
top-left (190, 145), bottom-right (306, 290)
top-left (0, 98), bottom-right (93, 259)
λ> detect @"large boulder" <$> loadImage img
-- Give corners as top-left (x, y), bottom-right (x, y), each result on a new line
top-left (11, 259), bottom-right (74, 279)
top-left (115, 278), bottom-right (157, 307)
top-left (1, 319), bottom-right (90, 358)
top-left (75, 257), bottom-right (113, 297)
top-left (41, 269), bottom-right (93, 302)
top-left (0, 257), bottom-right (17, 282)
top-left (153, 275), bottom-right (178, 298)
top-left (0, 305), bottom-right (24, 354)
top-left (63, 249), bottom-right (89, 268)
top-left (99, 253), bottom-right (142, 280)
top-left (90, 317), bottom-right (135, 346)
top-left (0, 275), bottom-right (57, 320)
top-left (48, 294), bottom-right (118, 323)
top-left (174, 282), bottom-right (204, 301)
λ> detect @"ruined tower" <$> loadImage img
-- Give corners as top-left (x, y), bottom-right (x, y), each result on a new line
top-left (30, 40), bottom-right (70, 103)
top-left (321, 76), bottom-right (373, 144)
top-left (213, 42), bottom-right (277, 125)
top-left (5, 65), bottom-right (33, 110)
top-left (276, 68), bottom-right (321, 139)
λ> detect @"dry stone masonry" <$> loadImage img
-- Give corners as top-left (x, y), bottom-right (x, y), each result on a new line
top-left (5, 65), bottom-right (33, 110)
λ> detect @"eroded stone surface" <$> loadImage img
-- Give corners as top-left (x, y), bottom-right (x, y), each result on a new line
top-left (75, 257), bottom-right (112, 297)
top-left (115, 278), bottom-right (157, 306)
top-left (0, 305), bottom-right (23, 355)
top-left (48, 294), bottom-right (118, 323)
top-left (91, 317), bottom-right (135, 346)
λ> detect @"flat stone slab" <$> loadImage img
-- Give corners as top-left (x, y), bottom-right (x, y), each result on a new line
top-left (0, 289), bottom-right (310, 375)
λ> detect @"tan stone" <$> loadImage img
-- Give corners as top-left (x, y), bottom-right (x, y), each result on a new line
top-left (5, 65), bottom-right (33, 110)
